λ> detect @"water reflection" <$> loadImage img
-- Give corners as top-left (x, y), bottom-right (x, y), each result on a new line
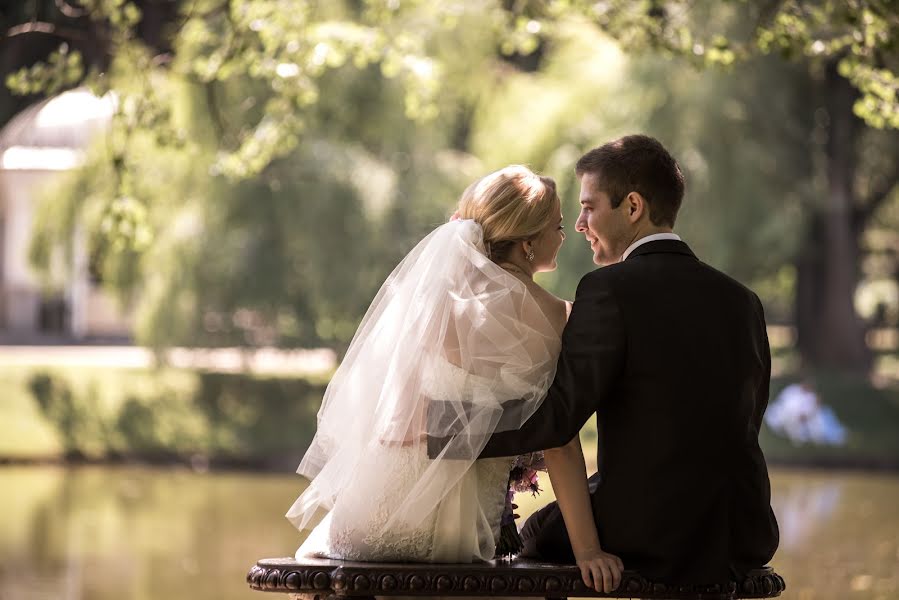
top-left (772, 475), bottom-right (843, 551)
top-left (0, 466), bottom-right (305, 600)
top-left (0, 466), bottom-right (897, 600)
top-left (768, 470), bottom-right (899, 599)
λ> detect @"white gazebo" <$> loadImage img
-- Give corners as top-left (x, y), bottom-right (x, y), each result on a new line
top-left (0, 87), bottom-right (132, 341)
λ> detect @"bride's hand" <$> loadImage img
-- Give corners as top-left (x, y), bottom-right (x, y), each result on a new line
top-left (575, 548), bottom-right (624, 593)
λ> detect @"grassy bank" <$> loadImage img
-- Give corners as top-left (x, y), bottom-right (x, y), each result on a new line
top-left (2, 365), bottom-right (898, 470)
top-left (577, 372), bottom-right (899, 470)
top-left (759, 372), bottom-right (899, 469)
top-left (0, 365), bottom-right (328, 470)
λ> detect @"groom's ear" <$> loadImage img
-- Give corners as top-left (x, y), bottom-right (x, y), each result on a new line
top-left (625, 192), bottom-right (647, 223)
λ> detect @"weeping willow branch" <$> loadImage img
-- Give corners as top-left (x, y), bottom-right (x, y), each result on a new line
top-left (4, 21), bottom-right (90, 42)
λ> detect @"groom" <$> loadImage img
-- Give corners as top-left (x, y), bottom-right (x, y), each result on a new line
top-left (477, 135), bottom-right (779, 585)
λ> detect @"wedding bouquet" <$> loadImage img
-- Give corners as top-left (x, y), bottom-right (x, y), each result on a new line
top-left (495, 451), bottom-right (546, 559)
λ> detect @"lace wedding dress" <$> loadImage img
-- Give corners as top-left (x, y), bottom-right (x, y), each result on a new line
top-left (296, 356), bottom-right (517, 562)
top-left (286, 220), bottom-right (561, 563)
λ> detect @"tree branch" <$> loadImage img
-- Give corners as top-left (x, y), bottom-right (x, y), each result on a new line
top-left (151, 53), bottom-right (173, 67)
top-left (865, 173), bottom-right (898, 217)
top-left (55, 0), bottom-right (88, 19)
top-left (4, 21), bottom-right (90, 43)
top-left (854, 166), bottom-right (898, 232)
top-left (205, 80), bottom-right (227, 142)
top-left (177, 0), bottom-right (230, 32)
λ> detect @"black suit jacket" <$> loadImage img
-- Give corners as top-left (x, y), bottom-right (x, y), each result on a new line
top-left (477, 240), bottom-right (779, 584)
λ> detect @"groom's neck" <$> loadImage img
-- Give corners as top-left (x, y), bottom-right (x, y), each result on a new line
top-left (627, 225), bottom-right (674, 246)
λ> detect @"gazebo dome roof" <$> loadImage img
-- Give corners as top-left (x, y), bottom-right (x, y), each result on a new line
top-left (0, 87), bottom-right (116, 171)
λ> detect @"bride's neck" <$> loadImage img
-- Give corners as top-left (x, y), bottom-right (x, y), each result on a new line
top-left (497, 260), bottom-right (534, 280)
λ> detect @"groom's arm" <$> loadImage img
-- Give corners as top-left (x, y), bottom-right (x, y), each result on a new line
top-left (475, 270), bottom-right (626, 457)
top-left (752, 293), bottom-right (772, 432)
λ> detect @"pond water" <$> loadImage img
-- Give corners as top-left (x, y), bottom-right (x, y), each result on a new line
top-left (0, 466), bottom-right (897, 600)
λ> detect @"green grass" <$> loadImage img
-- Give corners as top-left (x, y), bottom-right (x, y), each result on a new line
top-left (0, 365), bottom-right (200, 460)
top-left (0, 369), bottom-right (61, 458)
top-left (0, 365), bottom-right (326, 466)
top-left (2, 364), bottom-right (898, 469)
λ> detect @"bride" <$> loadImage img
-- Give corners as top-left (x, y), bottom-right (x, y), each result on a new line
top-left (287, 165), bottom-right (621, 590)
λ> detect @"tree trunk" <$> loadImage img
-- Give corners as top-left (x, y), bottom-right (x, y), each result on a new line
top-left (794, 61), bottom-right (871, 373)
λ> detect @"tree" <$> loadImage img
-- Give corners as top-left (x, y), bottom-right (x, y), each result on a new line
top-left (14, 2), bottom-right (530, 350)
top-left (6, 1), bottom-right (898, 372)
top-left (460, 0), bottom-right (899, 373)
top-left (575, 0), bottom-right (899, 372)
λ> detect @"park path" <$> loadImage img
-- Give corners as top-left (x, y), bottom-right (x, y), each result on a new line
top-left (0, 325), bottom-right (846, 379)
top-left (0, 345), bottom-right (336, 375)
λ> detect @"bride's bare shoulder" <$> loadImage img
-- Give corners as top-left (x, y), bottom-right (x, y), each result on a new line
top-left (526, 283), bottom-right (569, 332)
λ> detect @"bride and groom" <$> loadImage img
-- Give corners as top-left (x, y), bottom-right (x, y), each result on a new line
top-left (286, 135), bottom-right (779, 593)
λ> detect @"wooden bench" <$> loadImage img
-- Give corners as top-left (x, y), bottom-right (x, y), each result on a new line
top-left (247, 557), bottom-right (785, 600)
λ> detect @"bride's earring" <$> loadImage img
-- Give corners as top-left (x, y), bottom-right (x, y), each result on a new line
top-left (526, 248), bottom-right (535, 262)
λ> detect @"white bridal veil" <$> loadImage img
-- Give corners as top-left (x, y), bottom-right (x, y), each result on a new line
top-left (286, 219), bottom-right (561, 556)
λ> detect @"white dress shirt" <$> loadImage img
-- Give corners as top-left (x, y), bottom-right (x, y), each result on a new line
top-left (620, 232), bottom-right (682, 262)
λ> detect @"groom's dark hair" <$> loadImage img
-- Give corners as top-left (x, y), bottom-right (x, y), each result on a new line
top-left (575, 135), bottom-right (685, 227)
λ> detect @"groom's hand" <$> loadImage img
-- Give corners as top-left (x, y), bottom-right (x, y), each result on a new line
top-left (575, 549), bottom-right (624, 593)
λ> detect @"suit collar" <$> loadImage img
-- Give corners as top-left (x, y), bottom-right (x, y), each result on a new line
top-left (625, 239), bottom-right (696, 260)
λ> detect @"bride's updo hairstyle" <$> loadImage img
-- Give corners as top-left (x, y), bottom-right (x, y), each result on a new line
top-left (454, 165), bottom-right (559, 263)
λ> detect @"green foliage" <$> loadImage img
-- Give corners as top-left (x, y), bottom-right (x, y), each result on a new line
top-left (460, 15), bottom-right (837, 307)
top-left (573, 0), bottom-right (898, 129)
top-left (633, 50), bottom-right (815, 290)
top-left (28, 374), bottom-right (82, 453)
top-left (5, 43), bottom-right (84, 96)
top-left (13, 0), bottom-right (899, 354)
top-left (1, 365), bottom-right (326, 463)
top-left (753, 0), bottom-right (898, 129)
top-left (11, 0), bottom-right (891, 200)
top-left (6, 364), bottom-right (899, 467)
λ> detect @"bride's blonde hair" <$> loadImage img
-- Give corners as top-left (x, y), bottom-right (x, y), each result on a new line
top-left (455, 165), bottom-right (559, 262)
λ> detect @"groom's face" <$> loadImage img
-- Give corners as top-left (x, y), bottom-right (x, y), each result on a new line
top-left (576, 172), bottom-right (632, 266)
